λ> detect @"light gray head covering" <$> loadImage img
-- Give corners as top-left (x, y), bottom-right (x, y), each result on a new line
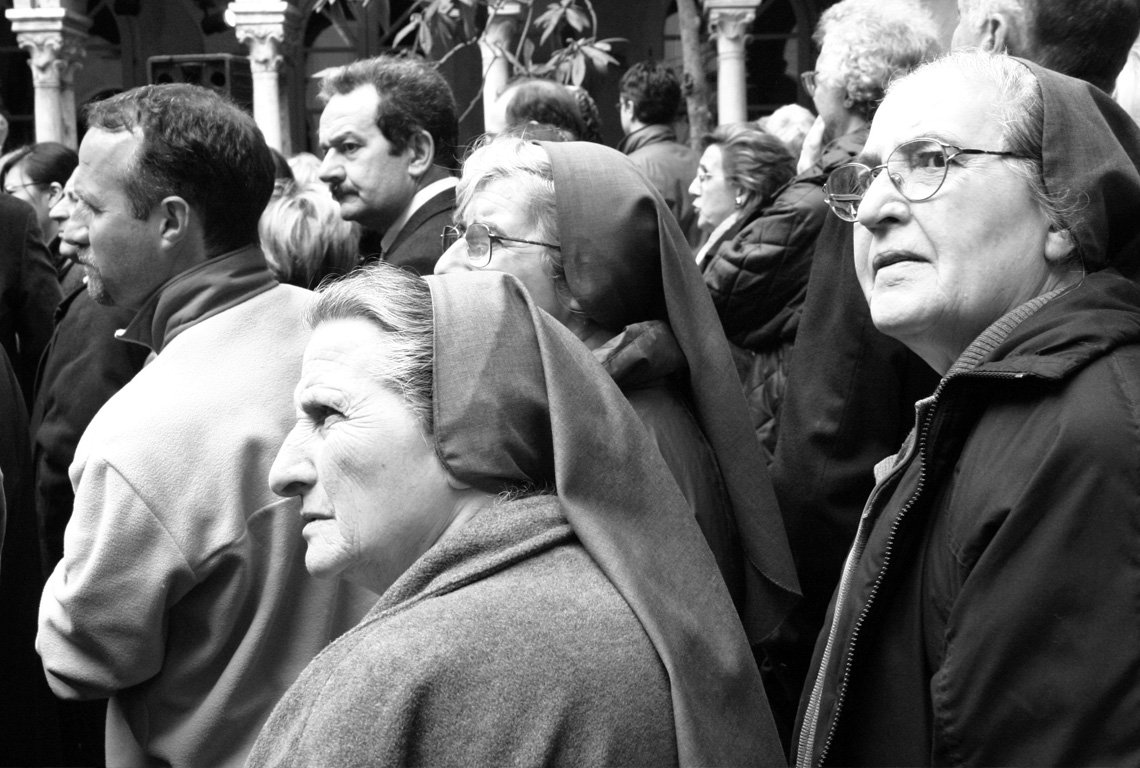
top-left (427, 270), bottom-right (785, 766)
top-left (538, 140), bottom-right (800, 642)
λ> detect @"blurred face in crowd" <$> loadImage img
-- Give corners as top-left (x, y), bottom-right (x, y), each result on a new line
top-left (434, 177), bottom-right (572, 327)
top-left (319, 84), bottom-right (419, 234)
top-left (269, 317), bottom-right (477, 595)
top-left (69, 128), bottom-right (175, 309)
top-left (813, 40), bottom-right (855, 145)
top-left (49, 173), bottom-right (82, 264)
top-left (852, 68), bottom-right (1073, 373)
top-left (4, 162), bottom-right (62, 240)
top-left (689, 143), bottom-right (738, 231)
top-left (950, 0), bottom-right (987, 50)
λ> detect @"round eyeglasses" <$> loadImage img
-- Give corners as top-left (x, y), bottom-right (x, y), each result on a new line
top-left (441, 222), bottom-right (560, 268)
top-left (823, 137), bottom-right (1029, 222)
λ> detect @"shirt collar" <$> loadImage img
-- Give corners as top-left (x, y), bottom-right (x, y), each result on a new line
top-left (116, 245), bottom-right (278, 354)
top-left (380, 176), bottom-right (458, 253)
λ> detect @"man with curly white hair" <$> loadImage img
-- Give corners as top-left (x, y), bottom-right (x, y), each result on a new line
top-left (798, 0), bottom-right (942, 169)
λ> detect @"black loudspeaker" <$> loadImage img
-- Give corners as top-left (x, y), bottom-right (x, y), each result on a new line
top-left (147, 54), bottom-right (253, 112)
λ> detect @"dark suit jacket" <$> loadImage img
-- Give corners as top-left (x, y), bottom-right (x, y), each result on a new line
top-left (0, 195), bottom-right (62, 404)
top-left (383, 186), bottom-right (456, 276)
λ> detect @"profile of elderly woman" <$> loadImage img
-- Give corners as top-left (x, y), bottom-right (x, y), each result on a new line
top-left (794, 51), bottom-right (1140, 766)
top-left (689, 123), bottom-right (822, 460)
top-left (434, 136), bottom-right (798, 653)
top-left (248, 265), bottom-right (782, 766)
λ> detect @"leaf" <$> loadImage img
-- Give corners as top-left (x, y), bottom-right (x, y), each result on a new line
top-left (571, 52), bottom-right (587, 85)
top-left (418, 18), bottom-right (435, 55)
top-left (565, 6), bottom-right (590, 33)
top-left (392, 14), bottom-right (422, 48)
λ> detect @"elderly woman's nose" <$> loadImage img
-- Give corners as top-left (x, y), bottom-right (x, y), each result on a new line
top-left (856, 169), bottom-right (908, 230)
top-left (434, 238), bottom-right (473, 275)
top-left (269, 431), bottom-right (315, 499)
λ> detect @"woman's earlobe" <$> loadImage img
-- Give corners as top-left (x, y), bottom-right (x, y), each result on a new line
top-left (1044, 227), bottom-right (1076, 265)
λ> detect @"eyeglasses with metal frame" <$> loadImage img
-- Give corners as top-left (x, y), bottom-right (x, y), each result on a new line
top-left (800, 70), bottom-right (818, 97)
top-left (822, 137), bottom-right (1029, 222)
top-left (441, 222), bottom-right (561, 269)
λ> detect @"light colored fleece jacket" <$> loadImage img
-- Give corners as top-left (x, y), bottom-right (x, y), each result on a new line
top-left (37, 248), bottom-right (376, 768)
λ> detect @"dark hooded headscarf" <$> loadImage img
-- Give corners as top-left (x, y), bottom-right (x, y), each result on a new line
top-left (1023, 59), bottom-right (1140, 275)
top-left (427, 270), bottom-right (784, 765)
top-left (537, 140), bottom-right (799, 642)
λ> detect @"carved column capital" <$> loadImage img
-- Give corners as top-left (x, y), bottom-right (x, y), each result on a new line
top-left (235, 25), bottom-right (289, 74)
top-left (229, 1), bottom-right (300, 74)
top-left (5, 6), bottom-right (91, 87)
top-left (708, 7), bottom-right (755, 42)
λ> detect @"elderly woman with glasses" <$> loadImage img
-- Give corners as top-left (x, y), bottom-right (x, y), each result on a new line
top-left (248, 264), bottom-right (784, 766)
top-left (793, 50), bottom-right (1140, 767)
top-left (434, 137), bottom-right (798, 679)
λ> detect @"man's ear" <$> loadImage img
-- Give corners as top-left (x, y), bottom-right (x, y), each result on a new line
top-left (979, 13), bottom-right (1010, 53)
top-left (157, 196), bottom-right (192, 247)
top-left (406, 129), bottom-right (436, 178)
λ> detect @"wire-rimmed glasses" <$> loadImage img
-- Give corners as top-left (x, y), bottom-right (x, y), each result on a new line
top-left (823, 137), bottom-right (1029, 222)
top-left (441, 222), bottom-right (560, 268)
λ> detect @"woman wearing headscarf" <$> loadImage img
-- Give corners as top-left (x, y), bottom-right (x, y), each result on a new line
top-left (794, 51), bottom-right (1140, 766)
top-left (434, 137), bottom-right (799, 658)
top-left (247, 265), bottom-right (783, 766)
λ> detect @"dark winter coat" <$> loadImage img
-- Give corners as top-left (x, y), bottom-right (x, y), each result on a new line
top-left (30, 284), bottom-right (148, 573)
top-left (0, 194), bottom-right (62, 403)
top-left (702, 131), bottom-right (861, 460)
top-left (618, 123), bottom-right (700, 242)
top-left (795, 272), bottom-right (1140, 765)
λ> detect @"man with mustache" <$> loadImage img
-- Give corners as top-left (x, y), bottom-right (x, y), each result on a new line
top-left (317, 54), bottom-right (458, 276)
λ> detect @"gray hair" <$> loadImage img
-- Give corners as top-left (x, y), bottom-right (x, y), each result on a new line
top-left (815, 0), bottom-right (944, 120)
top-left (308, 263), bottom-right (435, 431)
top-left (888, 50), bottom-right (1084, 265)
top-left (456, 135), bottom-right (570, 301)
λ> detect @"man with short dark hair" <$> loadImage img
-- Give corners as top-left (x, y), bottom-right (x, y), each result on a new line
top-left (318, 55), bottom-right (458, 275)
top-left (617, 60), bottom-right (699, 240)
top-left (952, 0), bottom-right (1140, 93)
top-left (36, 83), bottom-right (373, 768)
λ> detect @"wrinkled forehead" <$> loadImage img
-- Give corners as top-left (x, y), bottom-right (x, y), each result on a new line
top-left (862, 69), bottom-right (1005, 163)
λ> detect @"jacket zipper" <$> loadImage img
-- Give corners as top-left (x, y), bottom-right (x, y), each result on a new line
top-left (797, 370), bottom-right (1028, 767)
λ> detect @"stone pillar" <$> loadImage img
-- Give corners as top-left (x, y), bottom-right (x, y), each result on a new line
top-left (4, 4), bottom-right (91, 148)
top-left (230, 0), bottom-right (300, 155)
top-left (707, 1), bottom-right (756, 126)
top-left (480, 1), bottom-right (524, 133)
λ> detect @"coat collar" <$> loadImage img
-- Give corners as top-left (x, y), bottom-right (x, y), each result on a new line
top-left (117, 245), bottom-right (278, 354)
top-left (617, 123), bottom-right (680, 155)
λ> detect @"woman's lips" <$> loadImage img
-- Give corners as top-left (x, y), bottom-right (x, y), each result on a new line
top-left (872, 250), bottom-right (925, 273)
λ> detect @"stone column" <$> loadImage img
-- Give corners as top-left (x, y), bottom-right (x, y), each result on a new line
top-left (230, 0), bottom-right (300, 155)
top-left (4, 4), bottom-right (91, 148)
top-left (480, 1), bottom-right (524, 133)
top-left (707, 1), bottom-right (756, 126)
